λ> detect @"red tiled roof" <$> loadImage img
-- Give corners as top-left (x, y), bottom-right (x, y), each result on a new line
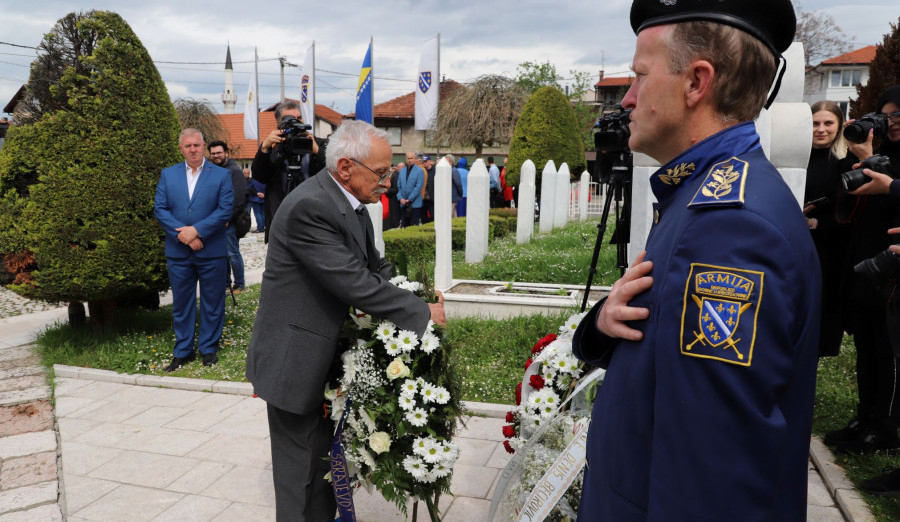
top-left (218, 112), bottom-right (277, 161)
top-left (822, 45), bottom-right (877, 65)
top-left (261, 99), bottom-right (346, 127)
top-left (595, 76), bottom-right (634, 88)
top-left (348, 80), bottom-right (464, 120)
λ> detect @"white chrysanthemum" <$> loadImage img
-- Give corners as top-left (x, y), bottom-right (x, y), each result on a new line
top-left (420, 382), bottom-right (438, 403)
top-left (425, 320), bottom-right (435, 334)
top-left (399, 392), bottom-right (417, 411)
top-left (420, 438), bottom-right (443, 463)
top-left (559, 312), bottom-right (588, 337)
top-left (402, 455), bottom-right (426, 478)
top-left (509, 436), bottom-right (527, 451)
top-left (539, 402), bottom-right (558, 418)
top-left (406, 407), bottom-right (428, 427)
top-left (438, 441), bottom-right (459, 463)
top-left (397, 330), bottom-right (419, 352)
top-left (418, 471), bottom-right (438, 483)
top-left (559, 355), bottom-right (582, 376)
top-left (433, 386), bottom-right (450, 405)
top-left (528, 392), bottom-right (543, 407)
top-left (405, 281), bottom-right (423, 292)
top-left (390, 275), bottom-right (408, 285)
top-left (412, 436), bottom-right (429, 455)
top-left (420, 332), bottom-right (440, 354)
top-left (341, 351), bottom-right (357, 383)
top-left (359, 407), bottom-right (376, 433)
top-left (401, 379), bottom-right (418, 394)
top-left (431, 462), bottom-right (452, 478)
top-left (384, 337), bottom-right (403, 356)
top-left (358, 447), bottom-right (377, 470)
top-left (375, 321), bottom-right (397, 342)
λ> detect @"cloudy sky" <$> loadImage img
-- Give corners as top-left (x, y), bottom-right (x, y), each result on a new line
top-left (1, 0), bottom-right (897, 117)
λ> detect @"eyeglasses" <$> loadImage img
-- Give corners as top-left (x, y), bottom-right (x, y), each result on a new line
top-left (350, 158), bottom-right (395, 184)
top-left (889, 111), bottom-right (900, 123)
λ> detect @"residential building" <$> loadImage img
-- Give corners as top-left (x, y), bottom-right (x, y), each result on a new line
top-left (593, 71), bottom-right (634, 114)
top-left (804, 45), bottom-right (876, 117)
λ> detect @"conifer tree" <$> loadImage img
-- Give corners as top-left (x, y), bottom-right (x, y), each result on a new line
top-left (0, 10), bottom-right (182, 328)
top-left (850, 18), bottom-right (900, 118)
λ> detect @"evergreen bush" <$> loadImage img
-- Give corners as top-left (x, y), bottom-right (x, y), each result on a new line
top-left (505, 86), bottom-right (585, 189)
top-left (0, 11), bottom-right (182, 326)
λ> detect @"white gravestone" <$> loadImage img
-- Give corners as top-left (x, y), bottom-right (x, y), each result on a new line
top-left (579, 171), bottom-right (590, 221)
top-left (554, 163), bottom-right (570, 229)
top-left (466, 159), bottom-right (490, 263)
top-left (517, 160), bottom-right (537, 244)
top-left (434, 158), bottom-right (453, 291)
top-left (538, 161), bottom-right (557, 234)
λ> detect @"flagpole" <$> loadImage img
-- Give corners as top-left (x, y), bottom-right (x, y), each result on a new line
top-left (369, 36), bottom-right (374, 124)
top-left (254, 46), bottom-right (260, 147)
top-left (311, 41), bottom-right (316, 133)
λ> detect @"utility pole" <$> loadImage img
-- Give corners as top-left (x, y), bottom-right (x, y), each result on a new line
top-left (279, 55), bottom-right (298, 102)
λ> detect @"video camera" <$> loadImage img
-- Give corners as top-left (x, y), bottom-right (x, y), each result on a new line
top-left (279, 116), bottom-right (314, 156)
top-left (593, 109), bottom-right (632, 186)
top-left (844, 112), bottom-right (891, 143)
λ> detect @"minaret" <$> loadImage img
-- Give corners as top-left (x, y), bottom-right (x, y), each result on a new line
top-left (222, 44), bottom-right (237, 114)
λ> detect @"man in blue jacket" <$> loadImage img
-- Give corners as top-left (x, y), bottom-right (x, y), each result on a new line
top-left (154, 129), bottom-right (233, 371)
top-left (573, 1), bottom-right (821, 520)
top-left (396, 151), bottom-right (424, 227)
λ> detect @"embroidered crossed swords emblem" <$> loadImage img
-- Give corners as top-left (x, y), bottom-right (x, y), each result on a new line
top-left (685, 294), bottom-right (752, 360)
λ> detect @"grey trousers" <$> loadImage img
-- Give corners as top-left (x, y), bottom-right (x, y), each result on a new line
top-left (266, 404), bottom-right (337, 522)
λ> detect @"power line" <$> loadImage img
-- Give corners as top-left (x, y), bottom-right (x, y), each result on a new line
top-left (0, 41), bottom-right (36, 50)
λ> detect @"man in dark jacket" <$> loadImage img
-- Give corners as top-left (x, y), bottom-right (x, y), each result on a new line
top-left (250, 101), bottom-right (327, 242)
top-left (209, 141), bottom-right (247, 292)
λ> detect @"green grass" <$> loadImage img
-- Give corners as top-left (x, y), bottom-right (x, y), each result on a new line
top-left (814, 337), bottom-right (900, 521)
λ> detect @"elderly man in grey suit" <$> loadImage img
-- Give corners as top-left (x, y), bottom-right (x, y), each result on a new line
top-left (246, 120), bottom-right (446, 521)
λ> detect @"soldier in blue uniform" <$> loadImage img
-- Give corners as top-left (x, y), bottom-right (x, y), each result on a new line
top-left (573, 1), bottom-right (821, 520)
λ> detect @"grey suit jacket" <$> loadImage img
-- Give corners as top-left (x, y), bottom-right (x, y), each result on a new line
top-left (245, 170), bottom-right (431, 415)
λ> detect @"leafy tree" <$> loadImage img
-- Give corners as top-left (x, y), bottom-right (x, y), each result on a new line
top-left (0, 10), bottom-right (182, 329)
top-left (433, 75), bottom-right (528, 156)
top-left (515, 61), bottom-right (562, 93)
top-left (851, 17), bottom-right (900, 119)
top-left (795, 6), bottom-right (854, 66)
top-left (506, 86), bottom-right (585, 190)
top-left (174, 98), bottom-right (228, 148)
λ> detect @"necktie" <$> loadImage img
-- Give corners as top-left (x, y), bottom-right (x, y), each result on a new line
top-left (356, 205), bottom-right (369, 244)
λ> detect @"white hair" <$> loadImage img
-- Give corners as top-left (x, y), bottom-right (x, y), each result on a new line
top-left (325, 120), bottom-right (390, 173)
top-left (179, 128), bottom-right (204, 144)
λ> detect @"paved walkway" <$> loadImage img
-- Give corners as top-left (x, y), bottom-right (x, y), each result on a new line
top-left (0, 235), bottom-right (876, 521)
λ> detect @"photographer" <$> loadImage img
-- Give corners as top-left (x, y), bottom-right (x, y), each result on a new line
top-left (825, 85), bottom-right (900, 454)
top-left (251, 101), bottom-right (327, 242)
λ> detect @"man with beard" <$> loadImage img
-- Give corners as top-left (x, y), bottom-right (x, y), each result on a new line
top-left (208, 140), bottom-right (247, 293)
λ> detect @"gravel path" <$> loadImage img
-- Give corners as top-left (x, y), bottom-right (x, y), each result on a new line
top-left (0, 233), bottom-right (268, 320)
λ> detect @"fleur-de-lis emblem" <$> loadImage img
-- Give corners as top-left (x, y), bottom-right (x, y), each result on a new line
top-left (701, 164), bottom-right (740, 200)
top-left (658, 162), bottom-right (695, 186)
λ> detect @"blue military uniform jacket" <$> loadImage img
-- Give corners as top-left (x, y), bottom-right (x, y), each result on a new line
top-left (574, 122), bottom-right (821, 521)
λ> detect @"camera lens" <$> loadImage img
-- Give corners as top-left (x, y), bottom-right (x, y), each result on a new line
top-left (841, 168), bottom-right (870, 192)
top-left (844, 121), bottom-right (873, 143)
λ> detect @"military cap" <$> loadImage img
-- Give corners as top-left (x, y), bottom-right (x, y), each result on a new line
top-left (630, 0), bottom-right (796, 55)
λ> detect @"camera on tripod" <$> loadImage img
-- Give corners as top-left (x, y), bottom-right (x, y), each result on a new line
top-left (593, 109), bottom-right (632, 185)
top-left (279, 116), bottom-right (314, 156)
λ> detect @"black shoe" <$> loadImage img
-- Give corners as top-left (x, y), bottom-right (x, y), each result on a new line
top-left (825, 418), bottom-right (865, 446)
top-left (862, 468), bottom-right (900, 496)
top-left (164, 351), bottom-right (196, 372)
top-left (835, 425), bottom-right (900, 454)
top-left (202, 352), bottom-right (218, 366)
top-left (231, 285), bottom-right (244, 295)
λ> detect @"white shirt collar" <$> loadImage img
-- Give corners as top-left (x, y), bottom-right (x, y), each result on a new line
top-left (327, 171), bottom-right (364, 211)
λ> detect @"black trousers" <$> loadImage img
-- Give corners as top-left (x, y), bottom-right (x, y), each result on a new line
top-left (266, 404), bottom-right (337, 522)
top-left (853, 303), bottom-right (900, 423)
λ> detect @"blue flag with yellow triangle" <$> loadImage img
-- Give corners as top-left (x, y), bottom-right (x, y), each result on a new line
top-left (355, 42), bottom-right (373, 124)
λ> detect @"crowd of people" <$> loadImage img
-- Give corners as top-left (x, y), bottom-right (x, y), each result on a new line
top-left (147, 0), bottom-right (900, 514)
top-left (803, 85), bottom-right (900, 494)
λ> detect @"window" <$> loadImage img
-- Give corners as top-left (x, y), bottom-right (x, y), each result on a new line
top-left (378, 126), bottom-right (402, 146)
top-left (830, 68), bottom-right (863, 87)
top-left (838, 101), bottom-right (849, 119)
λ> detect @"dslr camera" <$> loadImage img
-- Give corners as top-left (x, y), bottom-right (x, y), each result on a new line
top-left (843, 112), bottom-right (891, 143)
top-left (278, 116), bottom-right (314, 156)
top-left (855, 248), bottom-right (900, 289)
top-left (593, 108), bottom-right (632, 186)
top-left (841, 154), bottom-right (893, 192)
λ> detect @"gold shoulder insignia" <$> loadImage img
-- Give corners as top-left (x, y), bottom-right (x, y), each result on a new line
top-left (658, 162), bottom-right (696, 186)
top-left (679, 263), bottom-right (764, 367)
top-left (688, 157), bottom-right (748, 208)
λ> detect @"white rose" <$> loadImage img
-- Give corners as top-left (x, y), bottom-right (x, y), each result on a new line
top-left (368, 431), bottom-right (392, 454)
top-left (386, 358), bottom-right (411, 380)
